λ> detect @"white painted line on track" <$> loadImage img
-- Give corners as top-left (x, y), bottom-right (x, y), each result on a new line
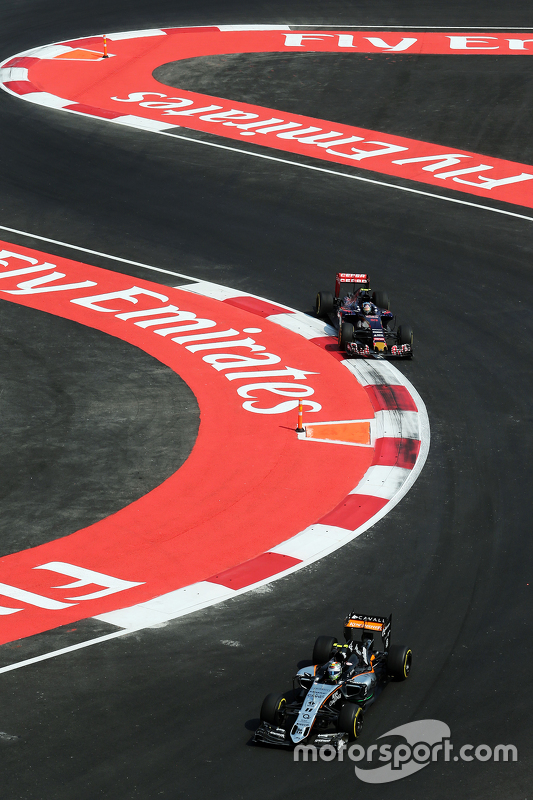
top-left (110, 128), bottom-right (533, 224)
top-left (0, 224), bottom-right (199, 281)
top-left (0, 630), bottom-right (133, 674)
top-left (0, 223), bottom-right (302, 314)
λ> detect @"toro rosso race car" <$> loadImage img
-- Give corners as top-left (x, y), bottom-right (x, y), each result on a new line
top-left (315, 273), bottom-right (413, 358)
top-left (253, 612), bottom-right (412, 748)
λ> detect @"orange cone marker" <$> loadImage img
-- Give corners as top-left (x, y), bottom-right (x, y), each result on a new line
top-left (296, 399), bottom-right (305, 433)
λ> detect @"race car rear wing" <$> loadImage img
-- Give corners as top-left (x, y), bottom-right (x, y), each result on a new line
top-left (335, 272), bottom-right (369, 298)
top-left (344, 612), bottom-right (392, 651)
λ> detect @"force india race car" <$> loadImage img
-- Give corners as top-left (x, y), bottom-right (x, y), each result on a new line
top-left (315, 273), bottom-right (413, 358)
top-left (253, 612), bottom-right (412, 748)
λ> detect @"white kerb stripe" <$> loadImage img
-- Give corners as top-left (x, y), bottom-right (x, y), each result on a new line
top-left (113, 115), bottom-right (178, 132)
top-left (23, 92), bottom-right (72, 108)
top-left (26, 44), bottom-right (74, 59)
top-left (350, 464), bottom-right (412, 500)
top-left (176, 280), bottom-right (249, 300)
top-left (266, 311), bottom-right (333, 339)
top-left (107, 29), bottom-right (167, 40)
top-left (95, 581), bottom-right (234, 629)
top-left (373, 409), bottom-right (420, 440)
top-left (270, 523), bottom-right (356, 560)
top-left (0, 67), bottom-right (29, 82)
top-left (217, 25), bottom-right (291, 31)
top-left (342, 358), bottom-right (404, 386)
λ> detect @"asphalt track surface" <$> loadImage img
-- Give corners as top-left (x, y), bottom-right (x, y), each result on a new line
top-left (0, 2), bottom-right (532, 799)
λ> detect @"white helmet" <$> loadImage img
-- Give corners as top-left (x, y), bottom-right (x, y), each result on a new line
top-left (327, 661), bottom-right (342, 682)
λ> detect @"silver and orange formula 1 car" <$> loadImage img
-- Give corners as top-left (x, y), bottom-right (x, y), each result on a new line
top-left (253, 612), bottom-right (412, 748)
top-left (315, 273), bottom-right (413, 358)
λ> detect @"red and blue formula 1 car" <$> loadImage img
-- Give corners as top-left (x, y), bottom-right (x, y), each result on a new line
top-left (315, 273), bottom-right (413, 358)
top-left (253, 612), bottom-right (412, 749)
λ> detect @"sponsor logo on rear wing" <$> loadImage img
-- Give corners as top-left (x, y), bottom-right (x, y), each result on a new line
top-left (335, 273), bottom-right (370, 297)
top-left (344, 612), bottom-right (392, 649)
top-left (336, 273), bottom-right (369, 282)
top-left (345, 619), bottom-right (384, 632)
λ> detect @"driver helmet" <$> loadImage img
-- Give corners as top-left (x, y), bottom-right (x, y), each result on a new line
top-left (361, 302), bottom-right (373, 315)
top-left (327, 661), bottom-right (342, 682)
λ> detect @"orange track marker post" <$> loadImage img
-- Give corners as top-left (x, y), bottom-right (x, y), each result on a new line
top-left (103, 34), bottom-right (108, 58)
top-left (296, 399), bottom-right (305, 433)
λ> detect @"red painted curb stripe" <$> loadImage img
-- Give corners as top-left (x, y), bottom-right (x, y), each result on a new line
top-left (4, 80), bottom-right (40, 94)
top-left (317, 494), bottom-right (389, 529)
top-left (65, 103), bottom-right (123, 119)
top-left (208, 552), bottom-right (302, 589)
top-left (372, 437), bottom-right (421, 469)
top-left (4, 56), bottom-right (40, 69)
top-left (365, 383), bottom-right (418, 412)
top-left (223, 296), bottom-right (289, 317)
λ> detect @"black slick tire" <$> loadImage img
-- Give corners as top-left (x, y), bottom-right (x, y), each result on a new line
top-left (316, 291), bottom-right (334, 318)
top-left (260, 692), bottom-right (287, 725)
top-left (387, 645), bottom-right (412, 681)
top-left (337, 703), bottom-right (364, 740)
top-left (312, 635), bottom-right (338, 665)
top-left (372, 291), bottom-right (390, 310)
top-left (338, 321), bottom-right (354, 351)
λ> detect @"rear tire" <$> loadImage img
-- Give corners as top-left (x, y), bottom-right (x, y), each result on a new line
top-left (338, 321), bottom-right (354, 351)
top-left (312, 635), bottom-right (338, 665)
top-left (316, 291), bottom-right (334, 318)
top-left (387, 645), bottom-right (412, 681)
top-left (337, 703), bottom-right (364, 740)
top-left (260, 692), bottom-right (287, 725)
top-left (372, 291), bottom-right (390, 310)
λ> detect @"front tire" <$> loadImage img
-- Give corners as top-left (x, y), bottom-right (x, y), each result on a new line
top-left (316, 291), bottom-right (334, 318)
top-left (260, 692), bottom-right (287, 725)
top-left (312, 635), bottom-right (338, 665)
top-left (397, 325), bottom-right (414, 357)
top-left (387, 645), bottom-right (412, 681)
top-left (337, 703), bottom-right (364, 740)
top-left (397, 325), bottom-right (413, 346)
top-left (338, 321), bottom-right (354, 351)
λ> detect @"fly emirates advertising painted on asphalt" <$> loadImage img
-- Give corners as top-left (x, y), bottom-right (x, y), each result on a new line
top-left (2, 27), bottom-right (533, 209)
top-left (0, 242), bottom-right (385, 644)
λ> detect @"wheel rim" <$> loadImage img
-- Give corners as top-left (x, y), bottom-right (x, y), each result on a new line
top-left (276, 698), bottom-right (286, 724)
top-left (404, 651), bottom-right (412, 677)
top-left (355, 710), bottom-right (363, 737)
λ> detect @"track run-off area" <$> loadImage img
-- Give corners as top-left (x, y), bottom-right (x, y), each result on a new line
top-left (0, 4), bottom-right (531, 799)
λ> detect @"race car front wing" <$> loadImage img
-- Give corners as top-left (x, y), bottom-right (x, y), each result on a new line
top-left (253, 722), bottom-right (349, 749)
top-left (345, 342), bottom-right (413, 359)
top-left (253, 722), bottom-right (292, 747)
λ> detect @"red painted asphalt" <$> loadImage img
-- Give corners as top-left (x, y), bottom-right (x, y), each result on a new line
top-left (3, 27), bottom-right (533, 208)
top-left (0, 241), bottom-right (375, 643)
